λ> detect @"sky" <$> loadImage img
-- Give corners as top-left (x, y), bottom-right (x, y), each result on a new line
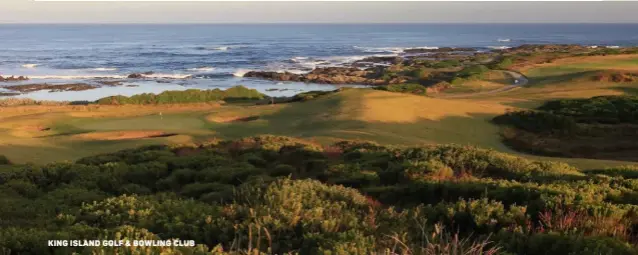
top-left (1, 1), bottom-right (638, 24)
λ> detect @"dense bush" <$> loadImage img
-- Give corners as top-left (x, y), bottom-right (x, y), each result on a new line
top-left (0, 155), bottom-right (9, 165)
top-left (491, 56), bottom-right (514, 69)
top-left (457, 65), bottom-right (490, 78)
top-left (493, 110), bottom-right (578, 135)
top-left (538, 96), bottom-right (638, 124)
top-left (1, 136), bottom-right (638, 254)
top-left (96, 86), bottom-right (265, 105)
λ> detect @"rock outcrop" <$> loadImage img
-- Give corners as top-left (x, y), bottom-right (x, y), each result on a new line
top-left (0, 75), bottom-right (29, 82)
top-left (4, 83), bottom-right (96, 93)
top-left (403, 47), bottom-right (476, 54)
top-left (127, 73), bottom-right (145, 79)
top-left (500, 44), bottom-right (587, 53)
top-left (245, 67), bottom-right (400, 85)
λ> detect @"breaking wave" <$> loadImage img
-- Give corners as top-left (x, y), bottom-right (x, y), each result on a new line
top-left (187, 66), bottom-right (216, 72)
top-left (487, 46), bottom-right (512, 50)
top-left (92, 67), bottom-right (118, 71)
top-left (21, 64), bottom-right (39, 69)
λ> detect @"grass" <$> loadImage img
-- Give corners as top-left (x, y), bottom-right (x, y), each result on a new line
top-left (1, 88), bottom-right (636, 169)
top-left (443, 70), bottom-right (514, 94)
top-left (2, 54), bottom-right (638, 167)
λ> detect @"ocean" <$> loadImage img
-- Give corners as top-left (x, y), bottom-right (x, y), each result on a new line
top-left (1, 23), bottom-right (637, 101)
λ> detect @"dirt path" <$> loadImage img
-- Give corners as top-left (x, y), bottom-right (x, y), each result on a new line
top-left (435, 70), bottom-right (528, 99)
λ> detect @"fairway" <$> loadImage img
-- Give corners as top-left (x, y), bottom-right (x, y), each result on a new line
top-left (2, 87), bottom-right (637, 170)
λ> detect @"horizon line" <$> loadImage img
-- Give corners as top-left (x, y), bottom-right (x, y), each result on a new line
top-left (1, 22), bottom-right (638, 25)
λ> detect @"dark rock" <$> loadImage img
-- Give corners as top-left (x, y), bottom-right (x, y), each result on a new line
top-left (244, 67), bottom-right (400, 85)
top-left (97, 80), bottom-right (124, 86)
top-left (0, 92), bottom-right (20, 97)
top-left (500, 44), bottom-right (587, 53)
top-left (404, 47), bottom-right (476, 54)
top-left (244, 71), bottom-right (303, 82)
top-left (0, 75), bottom-right (29, 82)
top-left (127, 73), bottom-right (145, 79)
top-left (4, 83), bottom-right (96, 93)
top-left (354, 56), bottom-right (404, 65)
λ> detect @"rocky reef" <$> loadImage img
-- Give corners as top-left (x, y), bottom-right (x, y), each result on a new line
top-left (0, 75), bottom-right (29, 82)
top-left (245, 67), bottom-right (408, 85)
top-left (4, 83), bottom-right (96, 93)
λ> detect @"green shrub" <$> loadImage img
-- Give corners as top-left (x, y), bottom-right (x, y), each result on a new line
top-left (379, 83), bottom-right (428, 95)
top-left (457, 65), bottom-right (490, 78)
top-left (0, 155), bottom-right (10, 165)
top-left (538, 95), bottom-right (638, 124)
top-left (96, 86), bottom-right (264, 105)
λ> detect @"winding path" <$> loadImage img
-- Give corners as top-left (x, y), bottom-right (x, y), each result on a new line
top-left (435, 70), bottom-right (528, 99)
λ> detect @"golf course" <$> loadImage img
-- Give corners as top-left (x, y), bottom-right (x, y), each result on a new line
top-left (2, 51), bottom-right (637, 169)
top-left (3, 44), bottom-right (638, 255)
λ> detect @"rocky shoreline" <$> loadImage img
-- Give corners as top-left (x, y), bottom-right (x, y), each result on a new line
top-left (3, 83), bottom-right (97, 93)
top-left (240, 44), bottom-right (638, 86)
top-left (0, 76), bottom-right (29, 82)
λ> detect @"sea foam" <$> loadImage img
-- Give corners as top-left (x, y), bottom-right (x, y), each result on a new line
top-left (187, 67), bottom-right (216, 72)
top-left (233, 69), bottom-right (251, 77)
top-left (92, 67), bottom-right (118, 71)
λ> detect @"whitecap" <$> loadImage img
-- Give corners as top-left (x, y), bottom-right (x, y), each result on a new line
top-left (405, 46), bottom-right (440, 50)
top-left (187, 66), bottom-right (216, 72)
top-left (92, 67), bottom-right (118, 71)
top-left (354, 46), bottom-right (405, 54)
top-left (606, 45), bottom-right (621, 49)
top-left (233, 69), bottom-right (251, 77)
top-left (290, 56), bottom-right (309, 62)
top-left (144, 73), bottom-right (192, 79)
top-left (487, 46), bottom-right (511, 50)
top-left (497, 38), bottom-right (511, 42)
top-left (21, 64), bottom-right (39, 69)
top-left (28, 74), bottom-right (127, 79)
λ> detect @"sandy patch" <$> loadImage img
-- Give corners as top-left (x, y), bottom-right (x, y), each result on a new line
top-left (72, 131), bottom-right (177, 141)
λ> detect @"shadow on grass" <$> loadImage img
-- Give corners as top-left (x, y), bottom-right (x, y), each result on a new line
top-left (212, 93), bottom-right (508, 150)
top-left (613, 86), bottom-right (638, 95)
top-left (526, 70), bottom-right (600, 87)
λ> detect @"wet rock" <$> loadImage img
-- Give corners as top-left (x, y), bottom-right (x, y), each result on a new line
top-left (500, 44), bottom-right (587, 53)
top-left (0, 92), bottom-right (20, 97)
top-left (0, 75), bottom-right (29, 82)
top-left (244, 71), bottom-right (303, 82)
top-left (97, 80), bottom-right (124, 86)
top-left (245, 67), bottom-right (400, 85)
top-left (4, 83), bottom-right (96, 93)
top-left (354, 56), bottom-right (404, 65)
top-left (403, 47), bottom-right (476, 54)
top-left (127, 73), bottom-right (145, 79)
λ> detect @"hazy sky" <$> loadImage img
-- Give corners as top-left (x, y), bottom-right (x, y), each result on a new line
top-left (1, 1), bottom-right (638, 24)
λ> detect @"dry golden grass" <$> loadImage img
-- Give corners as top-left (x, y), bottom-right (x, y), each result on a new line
top-left (518, 54), bottom-right (638, 73)
top-left (0, 103), bottom-right (220, 119)
top-left (356, 90), bottom-right (509, 123)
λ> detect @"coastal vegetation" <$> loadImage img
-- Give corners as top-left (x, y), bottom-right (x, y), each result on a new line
top-left (2, 135), bottom-right (638, 254)
top-left (493, 95), bottom-right (638, 161)
top-left (2, 44), bottom-right (638, 254)
top-left (96, 86), bottom-right (265, 105)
